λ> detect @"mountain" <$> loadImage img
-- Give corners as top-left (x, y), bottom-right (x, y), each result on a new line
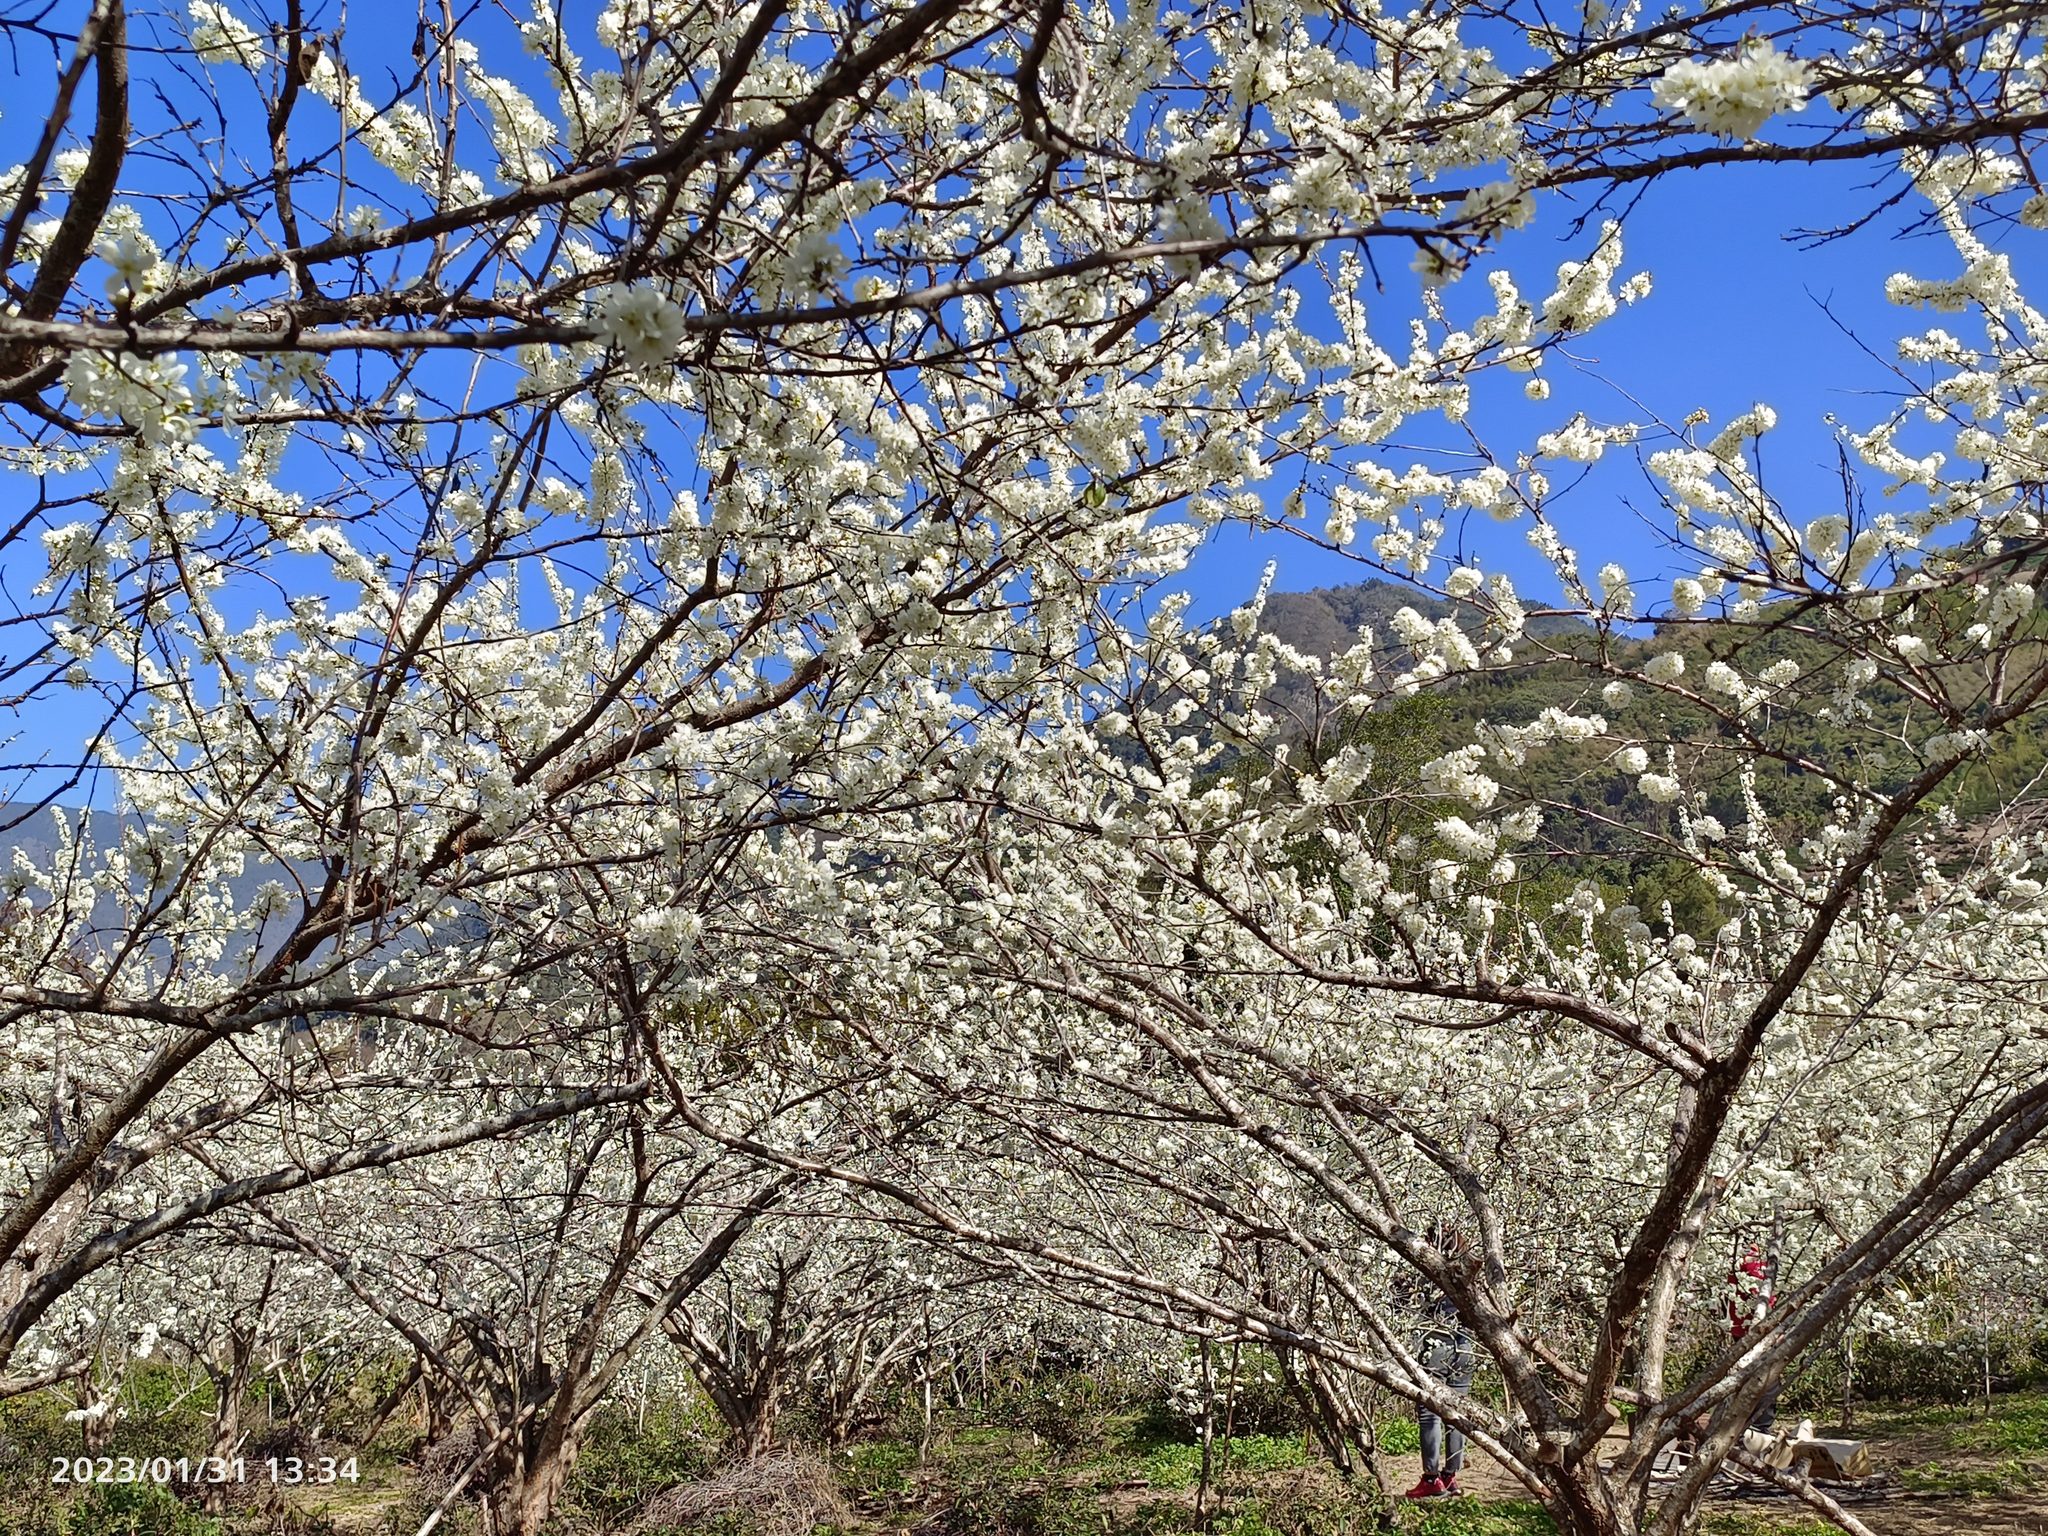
top-left (1237, 577), bottom-right (2048, 937)
top-left (1260, 580), bottom-right (1590, 659)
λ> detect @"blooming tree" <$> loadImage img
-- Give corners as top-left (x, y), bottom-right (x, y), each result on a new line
top-left (651, 160), bottom-right (2048, 1536)
top-left (250, 1080), bottom-right (799, 1536)
top-left (0, 4), bottom-right (2042, 1534)
top-left (638, 1202), bottom-right (1016, 1454)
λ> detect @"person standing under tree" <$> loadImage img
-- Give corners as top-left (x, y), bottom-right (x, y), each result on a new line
top-left (1400, 1224), bottom-right (1476, 1500)
top-left (1720, 1236), bottom-right (1815, 1475)
top-left (1729, 1241), bottom-right (1780, 1432)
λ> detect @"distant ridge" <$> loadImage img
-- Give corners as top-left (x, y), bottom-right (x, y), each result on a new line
top-left (1258, 579), bottom-right (1590, 664)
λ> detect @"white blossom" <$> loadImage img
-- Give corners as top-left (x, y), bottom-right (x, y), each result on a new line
top-left (1702, 660), bottom-right (1742, 695)
top-left (1435, 816), bottom-right (1497, 859)
top-left (1643, 651), bottom-right (1686, 684)
top-left (593, 283), bottom-right (687, 368)
top-left (1653, 41), bottom-right (1812, 140)
top-left (1637, 771), bottom-right (1682, 802)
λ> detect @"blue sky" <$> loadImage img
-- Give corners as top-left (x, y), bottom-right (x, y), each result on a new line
top-left (1170, 151), bottom-right (2044, 626)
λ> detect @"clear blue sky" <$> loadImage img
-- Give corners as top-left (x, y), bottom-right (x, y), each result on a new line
top-left (1170, 153), bottom-right (2041, 625)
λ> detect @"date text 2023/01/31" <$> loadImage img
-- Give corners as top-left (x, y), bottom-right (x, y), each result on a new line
top-left (51, 1454), bottom-right (361, 1486)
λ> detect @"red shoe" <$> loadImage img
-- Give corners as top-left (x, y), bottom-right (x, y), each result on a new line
top-left (1402, 1475), bottom-right (1443, 1500)
top-left (1435, 1474), bottom-right (1464, 1497)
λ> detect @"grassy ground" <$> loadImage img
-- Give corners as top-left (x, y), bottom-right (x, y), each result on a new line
top-left (1827, 1391), bottom-right (2048, 1533)
top-left (797, 1389), bottom-right (2048, 1536)
top-left (745, 1388), bottom-right (2048, 1536)
top-left (3, 1386), bottom-right (2045, 1535)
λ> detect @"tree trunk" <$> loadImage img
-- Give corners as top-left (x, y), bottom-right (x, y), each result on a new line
top-left (202, 1326), bottom-right (255, 1514)
top-left (363, 1357), bottom-right (422, 1446)
top-left (732, 1381), bottom-right (781, 1459)
top-left (483, 1437), bottom-right (579, 1536)
top-left (919, 1369), bottom-right (933, 1466)
top-left (1535, 1465), bottom-right (1640, 1536)
top-left (1273, 1343), bottom-right (1375, 1480)
top-left (477, 1376), bottom-right (583, 1536)
top-left (1841, 1337), bottom-right (1855, 1430)
top-left (692, 1345), bottom-right (788, 1460)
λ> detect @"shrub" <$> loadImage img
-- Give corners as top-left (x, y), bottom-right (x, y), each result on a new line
top-left (1216, 1480), bottom-right (1387, 1536)
top-left (1113, 1502), bottom-right (1200, 1536)
top-left (0, 1479), bottom-right (59, 1536)
top-left (61, 1486), bottom-right (224, 1536)
top-left (996, 1373), bottom-right (1119, 1458)
top-left (1216, 1352), bottom-right (1308, 1438)
top-left (938, 1484), bottom-right (1102, 1536)
top-left (114, 1367), bottom-right (208, 1427)
top-left (1782, 1328), bottom-right (2048, 1409)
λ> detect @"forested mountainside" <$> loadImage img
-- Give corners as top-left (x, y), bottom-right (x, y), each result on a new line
top-left (1245, 578), bottom-right (2048, 938)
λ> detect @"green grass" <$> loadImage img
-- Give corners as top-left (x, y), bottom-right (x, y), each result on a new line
top-left (1227, 1435), bottom-right (1313, 1475)
top-left (1398, 1497), bottom-right (1553, 1535)
top-left (944, 1427), bottom-right (1051, 1483)
top-left (841, 1440), bottom-right (921, 1500)
top-left (1125, 1440), bottom-right (1202, 1490)
top-left (1969, 1394), bottom-right (2048, 1456)
top-left (1897, 1457), bottom-right (2042, 1496)
top-left (1698, 1513), bottom-right (1838, 1536)
top-left (1376, 1420), bottom-right (1421, 1456)
top-left (1388, 1496), bottom-right (1844, 1536)
top-left (1854, 1385), bottom-right (2047, 1433)
top-left (1851, 1386), bottom-right (2048, 1469)
top-left (947, 1424), bottom-right (1006, 1446)
top-left (1119, 1433), bottom-right (1311, 1491)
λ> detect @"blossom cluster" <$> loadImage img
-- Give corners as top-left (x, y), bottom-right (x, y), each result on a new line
top-left (1652, 41), bottom-right (1812, 140)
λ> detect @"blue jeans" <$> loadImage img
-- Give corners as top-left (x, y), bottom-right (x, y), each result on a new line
top-left (1417, 1329), bottom-right (1475, 1476)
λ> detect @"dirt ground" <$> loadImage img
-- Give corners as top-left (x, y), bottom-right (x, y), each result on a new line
top-left (1866, 1500), bottom-right (2048, 1535)
top-left (1842, 1411), bottom-right (2048, 1536)
top-left (1368, 1414), bottom-right (2048, 1534)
